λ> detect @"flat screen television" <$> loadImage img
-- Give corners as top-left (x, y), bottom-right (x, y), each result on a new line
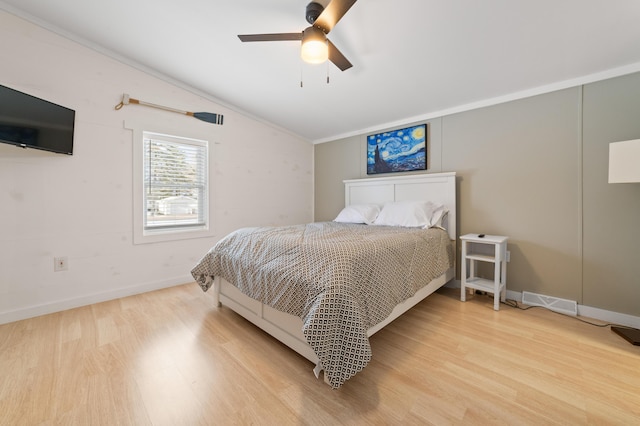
top-left (0, 84), bottom-right (75, 155)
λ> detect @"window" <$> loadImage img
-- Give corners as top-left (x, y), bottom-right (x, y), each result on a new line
top-left (143, 132), bottom-right (208, 232)
top-left (128, 120), bottom-right (214, 244)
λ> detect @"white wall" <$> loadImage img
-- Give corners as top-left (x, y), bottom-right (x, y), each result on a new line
top-left (0, 11), bottom-right (314, 324)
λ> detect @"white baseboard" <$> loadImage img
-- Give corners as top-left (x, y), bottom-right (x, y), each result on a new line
top-left (444, 280), bottom-right (640, 329)
top-left (578, 305), bottom-right (640, 329)
top-left (0, 275), bottom-right (192, 325)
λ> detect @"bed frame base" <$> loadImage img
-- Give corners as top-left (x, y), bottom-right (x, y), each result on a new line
top-left (213, 267), bottom-right (454, 369)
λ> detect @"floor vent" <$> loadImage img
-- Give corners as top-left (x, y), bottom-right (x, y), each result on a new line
top-left (521, 291), bottom-right (578, 316)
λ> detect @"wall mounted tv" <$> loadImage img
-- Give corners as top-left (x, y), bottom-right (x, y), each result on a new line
top-left (0, 84), bottom-right (75, 155)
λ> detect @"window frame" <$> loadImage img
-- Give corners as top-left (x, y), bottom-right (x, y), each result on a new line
top-left (128, 120), bottom-right (215, 245)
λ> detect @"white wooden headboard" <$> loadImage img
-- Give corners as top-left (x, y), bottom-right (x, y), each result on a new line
top-left (343, 172), bottom-right (457, 240)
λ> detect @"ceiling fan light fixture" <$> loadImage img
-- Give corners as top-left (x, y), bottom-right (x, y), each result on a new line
top-left (301, 26), bottom-right (328, 64)
top-left (238, 0), bottom-right (356, 71)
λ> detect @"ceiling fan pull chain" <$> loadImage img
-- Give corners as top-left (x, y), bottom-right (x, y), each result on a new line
top-left (326, 60), bottom-right (330, 84)
top-left (300, 62), bottom-right (304, 88)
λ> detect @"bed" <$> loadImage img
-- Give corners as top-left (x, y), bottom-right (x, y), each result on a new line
top-left (191, 172), bottom-right (457, 388)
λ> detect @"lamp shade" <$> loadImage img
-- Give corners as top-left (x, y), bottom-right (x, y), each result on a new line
top-left (301, 26), bottom-right (328, 64)
top-left (609, 139), bottom-right (640, 183)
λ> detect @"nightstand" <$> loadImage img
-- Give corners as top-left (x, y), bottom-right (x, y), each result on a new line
top-left (460, 234), bottom-right (508, 310)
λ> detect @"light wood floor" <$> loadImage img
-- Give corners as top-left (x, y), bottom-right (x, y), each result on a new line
top-left (1, 283), bottom-right (639, 425)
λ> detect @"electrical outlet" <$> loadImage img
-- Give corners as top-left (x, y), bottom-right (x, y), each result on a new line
top-left (506, 251), bottom-right (511, 262)
top-left (54, 256), bottom-right (68, 272)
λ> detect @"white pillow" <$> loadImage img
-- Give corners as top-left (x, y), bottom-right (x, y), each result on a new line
top-left (432, 209), bottom-right (448, 229)
top-left (373, 201), bottom-right (446, 228)
top-left (334, 204), bottom-right (381, 224)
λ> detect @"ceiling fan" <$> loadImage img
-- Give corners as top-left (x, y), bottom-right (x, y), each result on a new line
top-left (238, 0), bottom-right (357, 71)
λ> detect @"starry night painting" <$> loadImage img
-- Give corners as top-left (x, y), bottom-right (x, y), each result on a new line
top-left (367, 124), bottom-right (427, 174)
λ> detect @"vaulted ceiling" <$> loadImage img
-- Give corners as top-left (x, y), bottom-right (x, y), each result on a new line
top-left (2, 0), bottom-right (640, 142)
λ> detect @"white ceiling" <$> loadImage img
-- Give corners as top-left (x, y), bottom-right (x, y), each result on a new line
top-left (2, 0), bottom-right (640, 143)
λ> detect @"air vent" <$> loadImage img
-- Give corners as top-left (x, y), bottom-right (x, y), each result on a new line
top-left (522, 291), bottom-right (578, 316)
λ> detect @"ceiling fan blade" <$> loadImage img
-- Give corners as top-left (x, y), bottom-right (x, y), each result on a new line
top-left (328, 40), bottom-right (352, 71)
top-left (313, 0), bottom-right (357, 34)
top-left (238, 33), bottom-right (302, 42)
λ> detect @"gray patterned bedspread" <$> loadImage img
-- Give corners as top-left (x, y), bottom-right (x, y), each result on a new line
top-left (191, 222), bottom-right (453, 388)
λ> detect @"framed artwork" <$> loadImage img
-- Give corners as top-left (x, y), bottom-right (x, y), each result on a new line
top-left (367, 123), bottom-right (427, 174)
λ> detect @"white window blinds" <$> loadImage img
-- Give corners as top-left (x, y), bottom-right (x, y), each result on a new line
top-left (142, 132), bottom-right (208, 232)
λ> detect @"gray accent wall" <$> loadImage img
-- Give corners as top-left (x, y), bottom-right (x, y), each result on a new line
top-left (582, 73), bottom-right (640, 315)
top-left (314, 72), bottom-right (640, 316)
